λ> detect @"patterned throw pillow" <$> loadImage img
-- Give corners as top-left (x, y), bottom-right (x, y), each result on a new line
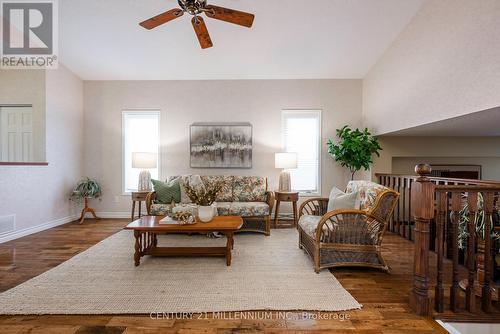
top-left (345, 181), bottom-right (389, 211)
top-left (151, 179), bottom-right (181, 204)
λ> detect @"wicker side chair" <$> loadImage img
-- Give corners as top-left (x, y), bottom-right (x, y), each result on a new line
top-left (298, 189), bottom-right (399, 273)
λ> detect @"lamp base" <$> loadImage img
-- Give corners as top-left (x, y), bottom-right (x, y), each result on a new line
top-left (138, 170), bottom-right (152, 192)
top-left (278, 170), bottom-right (291, 192)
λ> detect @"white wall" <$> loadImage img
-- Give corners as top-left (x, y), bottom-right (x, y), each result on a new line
top-left (363, 0), bottom-right (500, 135)
top-left (392, 157), bottom-right (500, 181)
top-left (0, 66), bottom-right (84, 241)
top-left (372, 137), bottom-right (500, 180)
top-left (83, 80), bottom-right (362, 214)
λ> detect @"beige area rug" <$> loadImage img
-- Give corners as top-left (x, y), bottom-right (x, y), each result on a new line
top-left (0, 229), bottom-right (361, 314)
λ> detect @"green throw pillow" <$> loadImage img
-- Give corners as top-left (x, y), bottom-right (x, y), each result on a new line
top-left (151, 179), bottom-right (181, 204)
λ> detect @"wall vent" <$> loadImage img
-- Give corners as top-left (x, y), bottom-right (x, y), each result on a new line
top-left (0, 215), bottom-right (16, 235)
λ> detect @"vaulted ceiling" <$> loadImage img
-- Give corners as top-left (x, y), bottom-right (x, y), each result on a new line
top-left (59, 0), bottom-right (425, 80)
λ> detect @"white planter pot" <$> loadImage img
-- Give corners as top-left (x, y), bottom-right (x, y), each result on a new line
top-left (198, 205), bottom-right (215, 223)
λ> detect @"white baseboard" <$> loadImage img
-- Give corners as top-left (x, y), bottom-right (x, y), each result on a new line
top-left (0, 212), bottom-right (133, 243)
top-left (96, 212), bottom-right (130, 219)
top-left (0, 214), bottom-right (78, 244)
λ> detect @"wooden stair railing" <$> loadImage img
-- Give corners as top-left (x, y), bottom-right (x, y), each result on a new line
top-left (376, 172), bottom-right (500, 243)
top-left (395, 164), bottom-right (500, 317)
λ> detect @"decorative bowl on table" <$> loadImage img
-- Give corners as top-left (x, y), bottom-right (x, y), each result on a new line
top-left (171, 211), bottom-right (196, 225)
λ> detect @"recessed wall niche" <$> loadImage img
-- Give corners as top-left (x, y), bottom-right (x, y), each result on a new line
top-left (0, 70), bottom-right (46, 164)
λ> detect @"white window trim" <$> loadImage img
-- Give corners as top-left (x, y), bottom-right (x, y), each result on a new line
top-left (281, 109), bottom-right (322, 197)
top-left (121, 110), bottom-right (161, 195)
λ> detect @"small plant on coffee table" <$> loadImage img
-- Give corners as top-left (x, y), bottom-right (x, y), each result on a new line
top-left (184, 179), bottom-right (223, 206)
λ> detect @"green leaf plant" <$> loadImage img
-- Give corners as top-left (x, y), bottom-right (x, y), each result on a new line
top-left (454, 193), bottom-right (500, 250)
top-left (327, 125), bottom-right (382, 180)
top-left (69, 177), bottom-right (102, 203)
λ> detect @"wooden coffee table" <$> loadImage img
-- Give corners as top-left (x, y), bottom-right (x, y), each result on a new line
top-left (124, 215), bottom-right (243, 266)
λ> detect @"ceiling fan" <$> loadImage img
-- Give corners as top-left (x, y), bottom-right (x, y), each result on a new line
top-left (139, 0), bottom-right (255, 49)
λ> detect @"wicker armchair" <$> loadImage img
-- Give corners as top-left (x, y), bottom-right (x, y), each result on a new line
top-left (298, 185), bottom-right (399, 273)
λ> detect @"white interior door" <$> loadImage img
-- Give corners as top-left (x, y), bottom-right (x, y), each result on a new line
top-left (0, 106), bottom-right (34, 162)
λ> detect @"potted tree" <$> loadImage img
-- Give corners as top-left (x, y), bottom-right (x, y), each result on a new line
top-left (327, 125), bottom-right (382, 180)
top-left (70, 177), bottom-right (102, 224)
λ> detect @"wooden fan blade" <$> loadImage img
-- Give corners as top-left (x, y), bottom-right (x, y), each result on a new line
top-left (205, 5), bottom-right (254, 28)
top-left (192, 16), bottom-right (213, 49)
top-left (139, 8), bottom-right (184, 30)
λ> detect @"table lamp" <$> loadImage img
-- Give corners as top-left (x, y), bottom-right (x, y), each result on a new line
top-left (275, 152), bottom-right (298, 192)
top-left (132, 152), bottom-right (158, 191)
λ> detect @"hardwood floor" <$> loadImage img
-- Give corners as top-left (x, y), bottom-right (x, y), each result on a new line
top-left (0, 219), bottom-right (447, 334)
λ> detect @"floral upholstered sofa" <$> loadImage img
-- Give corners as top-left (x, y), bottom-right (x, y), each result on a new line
top-left (146, 175), bottom-right (275, 236)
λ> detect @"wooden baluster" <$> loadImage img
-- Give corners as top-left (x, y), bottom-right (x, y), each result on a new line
top-left (392, 176), bottom-right (397, 232)
top-left (443, 182), bottom-right (451, 260)
top-left (466, 192), bottom-right (478, 312)
top-left (402, 178), bottom-right (407, 239)
top-left (428, 190), bottom-right (436, 253)
top-left (395, 177), bottom-right (400, 235)
top-left (408, 178), bottom-right (413, 241)
top-left (398, 177), bottom-right (403, 236)
top-left (435, 191), bottom-right (447, 312)
top-left (388, 177), bottom-right (393, 231)
top-left (481, 192), bottom-right (494, 312)
top-left (410, 164), bottom-right (435, 316)
top-left (450, 192), bottom-right (461, 312)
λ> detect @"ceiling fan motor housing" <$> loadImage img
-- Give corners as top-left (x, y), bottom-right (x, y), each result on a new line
top-left (178, 0), bottom-right (207, 15)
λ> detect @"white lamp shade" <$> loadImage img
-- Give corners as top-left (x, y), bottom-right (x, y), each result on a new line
top-left (275, 152), bottom-right (298, 169)
top-left (132, 152), bottom-right (158, 169)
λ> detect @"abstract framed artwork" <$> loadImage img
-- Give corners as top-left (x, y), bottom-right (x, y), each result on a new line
top-left (190, 123), bottom-right (252, 168)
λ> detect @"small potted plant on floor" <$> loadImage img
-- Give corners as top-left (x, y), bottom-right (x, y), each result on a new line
top-left (184, 179), bottom-right (223, 223)
top-left (70, 177), bottom-right (102, 224)
top-left (327, 125), bottom-right (382, 180)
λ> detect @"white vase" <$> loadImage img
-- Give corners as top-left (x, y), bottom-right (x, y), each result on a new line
top-left (198, 205), bottom-right (215, 223)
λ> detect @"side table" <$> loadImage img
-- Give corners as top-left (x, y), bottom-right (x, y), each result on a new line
top-left (274, 191), bottom-right (299, 228)
top-left (131, 191), bottom-right (149, 220)
top-left (79, 197), bottom-right (100, 224)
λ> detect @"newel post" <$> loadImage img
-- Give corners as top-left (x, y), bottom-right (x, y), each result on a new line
top-left (409, 164), bottom-right (435, 316)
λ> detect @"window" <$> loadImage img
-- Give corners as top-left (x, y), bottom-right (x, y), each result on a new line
top-left (122, 111), bottom-right (160, 193)
top-left (282, 110), bottom-right (321, 195)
